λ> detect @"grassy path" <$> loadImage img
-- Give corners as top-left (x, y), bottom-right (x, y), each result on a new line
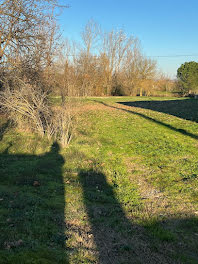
top-left (0, 97), bottom-right (198, 263)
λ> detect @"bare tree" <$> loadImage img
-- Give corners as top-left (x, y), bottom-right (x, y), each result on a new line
top-left (81, 19), bottom-right (100, 56)
top-left (54, 39), bottom-right (79, 98)
top-left (123, 42), bottom-right (157, 96)
top-left (101, 29), bottom-right (135, 95)
top-left (0, 0), bottom-right (60, 66)
top-left (76, 20), bottom-right (101, 96)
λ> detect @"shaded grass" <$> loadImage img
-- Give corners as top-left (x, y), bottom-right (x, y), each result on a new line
top-left (0, 139), bottom-right (67, 264)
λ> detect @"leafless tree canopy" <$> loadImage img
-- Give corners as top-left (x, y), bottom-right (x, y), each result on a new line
top-left (56, 21), bottom-right (159, 97)
top-left (0, 0), bottom-right (61, 65)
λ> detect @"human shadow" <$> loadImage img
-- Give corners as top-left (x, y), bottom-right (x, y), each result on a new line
top-left (118, 99), bottom-right (198, 122)
top-left (0, 142), bottom-right (68, 263)
top-left (95, 100), bottom-right (198, 141)
top-left (79, 169), bottom-right (198, 264)
top-left (79, 169), bottom-right (140, 264)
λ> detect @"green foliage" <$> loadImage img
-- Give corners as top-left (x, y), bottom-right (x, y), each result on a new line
top-left (177, 61), bottom-right (198, 94)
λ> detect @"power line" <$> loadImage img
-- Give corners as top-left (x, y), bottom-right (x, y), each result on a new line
top-left (148, 54), bottom-right (198, 58)
top-left (65, 54), bottom-right (198, 58)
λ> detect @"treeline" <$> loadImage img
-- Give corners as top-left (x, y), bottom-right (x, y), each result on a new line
top-left (0, 7), bottom-right (175, 98)
top-left (0, 0), bottom-right (179, 100)
top-left (54, 20), bottom-right (159, 97)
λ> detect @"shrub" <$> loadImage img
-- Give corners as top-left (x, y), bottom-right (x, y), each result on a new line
top-left (0, 77), bottom-right (75, 147)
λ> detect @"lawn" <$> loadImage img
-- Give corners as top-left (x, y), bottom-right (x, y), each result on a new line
top-left (0, 96), bottom-right (198, 264)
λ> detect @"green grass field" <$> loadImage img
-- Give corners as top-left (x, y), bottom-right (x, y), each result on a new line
top-left (0, 96), bottom-right (198, 264)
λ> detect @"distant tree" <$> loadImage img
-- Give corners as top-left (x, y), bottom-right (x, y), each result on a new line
top-left (123, 44), bottom-right (157, 96)
top-left (177, 61), bottom-right (198, 95)
top-left (102, 29), bottom-right (135, 95)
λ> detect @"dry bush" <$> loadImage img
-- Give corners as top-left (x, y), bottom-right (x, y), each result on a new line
top-left (52, 104), bottom-right (75, 146)
top-left (0, 78), bottom-right (52, 136)
top-left (0, 77), bottom-right (75, 146)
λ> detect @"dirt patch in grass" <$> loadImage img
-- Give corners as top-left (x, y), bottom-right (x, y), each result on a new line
top-left (126, 158), bottom-right (196, 218)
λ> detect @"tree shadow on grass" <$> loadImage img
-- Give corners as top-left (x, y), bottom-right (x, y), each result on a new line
top-left (95, 100), bottom-right (198, 141)
top-left (79, 169), bottom-right (198, 264)
top-left (118, 99), bottom-right (198, 122)
top-left (0, 142), bottom-right (68, 264)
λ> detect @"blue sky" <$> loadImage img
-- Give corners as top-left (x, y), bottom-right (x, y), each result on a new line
top-left (58, 0), bottom-right (198, 78)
